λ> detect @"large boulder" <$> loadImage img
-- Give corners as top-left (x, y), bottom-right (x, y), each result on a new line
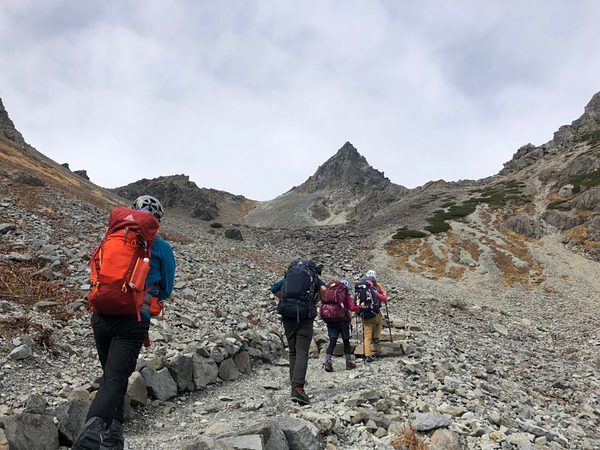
top-left (542, 210), bottom-right (583, 230)
top-left (140, 367), bottom-right (177, 401)
top-left (571, 187), bottom-right (600, 210)
top-left (55, 399), bottom-right (91, 446)
top-left (192, 354), bottom-right (219, 389)
top-left (278, 417), bottom-right (321, 450)
top-left (0, 413), bottom-right (59, 450)
top-left (240, 420), bottom-right (290, 450)
top-left (218, 358), bottom-right (241, 381)
top-left (503, 214), bottom-right (545, 238)
top-left (127, 371), bottom-right (148, 406)
top-left (167, 353), bottom-right (195, 392)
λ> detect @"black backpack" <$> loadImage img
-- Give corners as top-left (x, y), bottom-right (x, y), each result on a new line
top-left (278, 259), bottom-right (319, 322)
top-left (354, 280), bottom-right (381, 319)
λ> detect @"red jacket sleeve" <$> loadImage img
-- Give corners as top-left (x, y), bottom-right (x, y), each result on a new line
top-left (347, 294), bottom-right (360, 313)
top-left (374, 290), bottom-right (388, 303)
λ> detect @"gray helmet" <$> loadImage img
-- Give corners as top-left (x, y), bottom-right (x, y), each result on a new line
top-left (132, 195), bottom-right (164, 221)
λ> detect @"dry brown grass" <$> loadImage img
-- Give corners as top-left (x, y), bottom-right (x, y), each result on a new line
top-left (159, 228), bottom-right (194, 244)
top-left (0, 260), bottom-right (75, 321)
top-left (0, 315), bottom-right (59, 356)
top-left (0, 139), bottom-right (121, 210)
top-left (390, 425), bottom-right (429, 450)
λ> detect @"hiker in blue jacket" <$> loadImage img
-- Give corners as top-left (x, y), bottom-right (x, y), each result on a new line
top-left (73, 195), bottom-right (175, 450)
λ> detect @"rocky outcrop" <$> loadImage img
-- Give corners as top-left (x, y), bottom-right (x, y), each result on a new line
top-left (0, 99), bottom-right (28, 148)
top-left (113, 174), bottom-right (253, 222)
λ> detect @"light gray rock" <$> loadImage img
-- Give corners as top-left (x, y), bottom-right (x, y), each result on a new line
top-left (558, 184), bottom-right (575, 198)
top-left (9, 344), bottom-right (32, 360)
top-left (140, 367), bottom-right (177, 401)
top-left (192, 354), bottom-right (219, 389)
top-left (127, 371), bottom-right (148, 406)
top-left (218, 358), bottom-right (241, 381)
top-left (411, 412), bottom-right (451, 432)
top-left (430, 428), bottom-right (460, 450)
top-left (0, 413), bottom-right (59, 450)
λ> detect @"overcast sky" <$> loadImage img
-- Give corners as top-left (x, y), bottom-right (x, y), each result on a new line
top-left (1, 1), bottom-right (599, 200)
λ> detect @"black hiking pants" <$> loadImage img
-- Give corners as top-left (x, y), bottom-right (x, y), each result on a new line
top-left (282, 319), bottom-right (313, 389)
top-left (326, 320), bottom-right (351, 355)
top-left (86, 313), bottom-right (150, 424)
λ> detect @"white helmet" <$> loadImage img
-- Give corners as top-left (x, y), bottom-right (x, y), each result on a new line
top-left (366, 270), bottom-right (376, 279)
top-left (132, 195), bottom-right (164, 221)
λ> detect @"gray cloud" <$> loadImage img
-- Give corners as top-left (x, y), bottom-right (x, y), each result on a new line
top-left (1, 0), bottom-right (599, 200)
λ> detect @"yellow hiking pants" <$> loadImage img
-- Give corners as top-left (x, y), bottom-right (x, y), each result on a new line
top-left (362, 313), bottom-right (382, 357)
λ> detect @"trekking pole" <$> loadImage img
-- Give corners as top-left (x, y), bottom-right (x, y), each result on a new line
top-left (384, 301), bottom-right (393, 343)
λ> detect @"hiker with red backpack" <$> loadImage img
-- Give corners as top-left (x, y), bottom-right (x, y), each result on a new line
top-left (271, 259), bottom-right (325, 406)
top-left (356, 270), bottom-right (388, 363)
top-left (320, 279), bottom-right (360, 371)
top-left (72, 195), bottom-right (175, 450)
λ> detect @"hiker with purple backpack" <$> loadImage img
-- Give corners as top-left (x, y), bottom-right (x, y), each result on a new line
top-left (320, 279), bottom-right (361, 371)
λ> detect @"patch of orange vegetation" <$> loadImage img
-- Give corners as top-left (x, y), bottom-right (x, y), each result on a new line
top-left (482, 229), bottom-right (545, 288)
top-left (413, 243), bottom-right (447, 278)
top-left (565, 225), bottom-right (588, 242)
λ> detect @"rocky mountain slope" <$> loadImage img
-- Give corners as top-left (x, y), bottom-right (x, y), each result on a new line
top-left (0, 95), bottom-right (599, 450)
top-left (113, 174), bottom-right (256, 225)
top-left (244, 142), bottom-right (408, 227)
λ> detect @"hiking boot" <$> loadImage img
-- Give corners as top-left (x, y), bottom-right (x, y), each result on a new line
top-left (72, 416), bottom-right (107, 450)
top-left (365, 356), bottom-right (375, 363)
top-left (100, 420), bottom-right (124, 450)
top-left (291, 387), bottom-right (310, 406)
top-left (346, 360), bottom-right (356, 370)
top-left (324, 360), bottom-right (333, 372)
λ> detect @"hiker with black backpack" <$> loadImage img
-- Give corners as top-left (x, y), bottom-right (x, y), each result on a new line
top-left (271, 259), bottom-right (325, 406)
top-left (320, 279), bottom-right (360, 371)
top-left (356, 270), bottom-right (388, 363)
top-left (72, 195), bottom-right (175, 450)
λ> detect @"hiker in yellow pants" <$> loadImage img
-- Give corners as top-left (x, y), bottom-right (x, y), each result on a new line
top-left (362, 313), bottom-right (383, 361)
top-left (356, 270), bottom-right (388, 362)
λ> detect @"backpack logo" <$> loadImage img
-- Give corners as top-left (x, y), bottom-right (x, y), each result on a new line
top-left (124, 214), bottom-right (134, 221)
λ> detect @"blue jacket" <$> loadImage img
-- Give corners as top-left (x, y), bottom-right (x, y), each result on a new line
top-left (141, 236), bottom-right (175, 319)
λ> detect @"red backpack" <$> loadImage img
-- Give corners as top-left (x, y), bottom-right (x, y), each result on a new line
top-left (320, 280), bottom-right (350, 322)
top-left (88, 207), bottom-right (160, 320)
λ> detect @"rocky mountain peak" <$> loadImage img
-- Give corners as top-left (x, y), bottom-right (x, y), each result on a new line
top-left (333, 141), bottom-right (364, 162)
top-left (293, 142), bottom-right (390, 194)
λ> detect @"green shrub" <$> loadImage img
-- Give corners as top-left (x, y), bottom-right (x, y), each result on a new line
top-left (569, 169), bottom-right (600, 189)
top-left (582, 130), bottom-right (600, 146)
top-left (424, 214), bottom-right (451, 233)
top-left (547, 200), bottom-right (571, 210)
top-left (392, 227), bottom-right (428, 239)
top-left (446, 203), bottom-right (477, 217)
top-left (439, 201), bottom-right (456, 208)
